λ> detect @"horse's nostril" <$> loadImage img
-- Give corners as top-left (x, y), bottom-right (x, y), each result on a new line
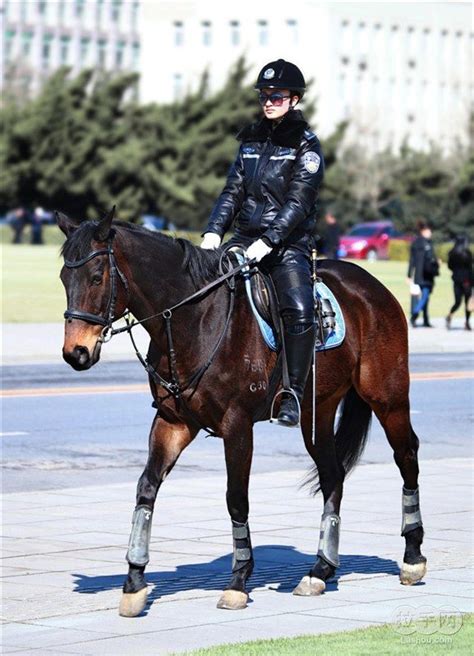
top-left (74, 346), bottom-right (90, 365)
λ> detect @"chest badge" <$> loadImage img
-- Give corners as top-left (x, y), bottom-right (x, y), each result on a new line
top-left (263, 68), bottom-right (275, 79)
top-left (303, 152), bottom-right (321, 174)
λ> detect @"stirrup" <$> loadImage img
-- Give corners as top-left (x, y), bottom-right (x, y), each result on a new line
top-left (269, 388), bottom-right (301, 427)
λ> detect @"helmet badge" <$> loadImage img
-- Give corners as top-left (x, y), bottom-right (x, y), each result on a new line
top-left (263, 68), bottom-right (275, 79)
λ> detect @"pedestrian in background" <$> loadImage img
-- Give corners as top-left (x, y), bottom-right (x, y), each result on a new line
top-left (9, 207), bottom-right (27, 244)
top-left (407, 220), bottom-right (439, 328)
top-left (446, 234), bottom-right (473, 331)
top-left (322, 211), bottom-right (341, 259)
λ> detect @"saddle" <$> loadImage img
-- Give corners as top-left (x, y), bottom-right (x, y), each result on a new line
top-left (231, 251), bottom-right (344, 352)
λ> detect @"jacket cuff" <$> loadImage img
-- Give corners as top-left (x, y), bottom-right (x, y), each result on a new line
top-left (261, 229), bottom-right (281, 247)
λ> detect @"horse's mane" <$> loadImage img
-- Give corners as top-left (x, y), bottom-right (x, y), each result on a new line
top-left (175, 238), bottom-right (223, 286)
top-left (60, 220), bottom-right (222, 287)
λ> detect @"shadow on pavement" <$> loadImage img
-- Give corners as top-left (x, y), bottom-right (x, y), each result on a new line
top-left (73, 546), bottom-right (399, 613)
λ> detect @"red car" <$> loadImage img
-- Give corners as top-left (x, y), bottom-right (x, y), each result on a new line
top-left (338, 221), bottom-right (410, 261)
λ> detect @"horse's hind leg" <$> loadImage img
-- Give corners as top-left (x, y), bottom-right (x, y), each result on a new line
top-left (294, 397), bottom-right (344, 596)
top-left (217, 418), bottom-right (254, 610)
top-left (371, 401), bottom-right (427, 585)
top-left (119, 415), bottom-right (196, 617)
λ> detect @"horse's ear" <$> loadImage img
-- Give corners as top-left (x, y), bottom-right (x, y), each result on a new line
top-left (55, 211), bottom-right (82, 236)
top-left (94, 205), bottom-right (116, 242)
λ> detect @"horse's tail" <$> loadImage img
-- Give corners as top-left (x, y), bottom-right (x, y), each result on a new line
top-left (303, 386), bottom-right (372, 496)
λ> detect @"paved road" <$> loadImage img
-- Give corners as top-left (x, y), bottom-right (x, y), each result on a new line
top-left (2, 353), bottom-right (473, 493)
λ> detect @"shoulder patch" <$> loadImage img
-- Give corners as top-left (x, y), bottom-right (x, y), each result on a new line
top-left (302, 151), bottom-right (321, 174)
top-left (303, 129), bottom-right (317, 142)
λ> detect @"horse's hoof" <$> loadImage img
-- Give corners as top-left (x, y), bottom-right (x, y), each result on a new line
top-left (293, 575), bottom-right (326, 596)
top-left (400, 560), bottom-right (427, 585)
top-left (119, 587), bottom-right (148, 617)
top-left (216, 589), bottom-right (248, 610)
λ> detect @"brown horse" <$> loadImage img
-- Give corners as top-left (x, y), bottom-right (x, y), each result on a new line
top-left (57, 210), bottom-right (427, 617)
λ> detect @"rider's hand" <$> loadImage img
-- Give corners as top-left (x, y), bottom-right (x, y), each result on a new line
top-left (245, 239), bottom-right (273, 263)
top-left (200, 233), bottom-right (221, 250)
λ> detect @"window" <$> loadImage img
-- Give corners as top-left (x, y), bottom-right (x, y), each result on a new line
top-left (173, 73), bottom-right (183, 99)
top-left (20, 0), bottom-right (27, 22)
top-left (5, 29), bottom-right (16, 58)
top-left (60, 35), bottom-right (71, 64)
top-left (132, 41), bottom-right (140, 69)
top-left (202, 21), bottom-right (211, 46)
top-left (408, 59), bottom-right (416, 69)
top-left (258, 20), bottom-right (268, 46)
top-left (98, 38), bottom-right (107, 67)
top-left (38, 1), bottom-right (46, 16)
top-left (286, 19), bottom-right (297, 44)
top-left (58, 0), bottom-right (65, 22)
top-left (75, 0), bottom-right (84, 18)
top-left (42, 33), bottom-right (53, 68)
top-left (115, 40), bottom-right (125, 68)
top-left (97, 0), bottom-right (104, 26)
top-left (131, 2), bottom-right (139, 31)
top-left (22, 31), bottom-right (33, 57)
top-left (111, 0), bottom-right (122, 23)
top-left (230, 20), bottom-right (240, 46)
top-left (80, 36), bottom-right (90, 62)
top-left (173, 21), bottom-right (184, 46)
top-left (341, 55), bottom-right (349, 65)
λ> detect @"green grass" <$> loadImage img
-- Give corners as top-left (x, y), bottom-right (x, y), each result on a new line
top-left (355, 258), bottom-right (452, 319)
top-left (1, 235), bottom-right (454, 323)
top-left (181, 613), bottom-right (473, 655)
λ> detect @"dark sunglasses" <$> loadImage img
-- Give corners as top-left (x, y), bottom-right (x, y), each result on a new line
top-left (258, 92), bottom-right (291, 107)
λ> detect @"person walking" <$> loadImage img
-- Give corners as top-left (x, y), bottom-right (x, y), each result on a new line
top-left (407, 220), bottom-right (439, 328)
top-left (446, 234), bottom-right (473, 331)
top-left (322, 211), bottom-right (341, 259)
top-left (201, 58), bottom-right (324, 426)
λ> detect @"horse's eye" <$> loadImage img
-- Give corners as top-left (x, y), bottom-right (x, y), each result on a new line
top-left (91, 274), bottom-right (103, 286)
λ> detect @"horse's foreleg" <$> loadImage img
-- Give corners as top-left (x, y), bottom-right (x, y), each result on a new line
top-left (217, 420), bottom-right (254, 611)
top-left (295, 399), bottom-right (343, 596)
top-left (373, 403), bottom-right (427, 585)
top-left (119, 415), bottom-right (196, 617)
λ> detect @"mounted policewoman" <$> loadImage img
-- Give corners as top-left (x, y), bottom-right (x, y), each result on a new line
top-left (201, 59), bottom-right (323, 427)
top-left (57, 60), bottom-right (427, 619)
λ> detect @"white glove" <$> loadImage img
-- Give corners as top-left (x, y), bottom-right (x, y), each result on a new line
top-left (200, 233), bottom-right (221, 250)
top-left (245, 239), bottom-right (273, 263)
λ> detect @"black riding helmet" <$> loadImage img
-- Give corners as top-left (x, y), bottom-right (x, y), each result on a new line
top-left (254, 59), bottom-right (306, 98)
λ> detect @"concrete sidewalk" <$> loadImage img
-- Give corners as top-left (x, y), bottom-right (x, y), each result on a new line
top-left (2, 317), bottom-right (473, 365)
top-left (2, 458), bottom-right (473, 655)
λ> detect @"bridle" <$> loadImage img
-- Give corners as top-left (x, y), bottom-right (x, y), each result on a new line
top-left (62, 232), bottom-right (254, 436)
top-left (63, 236), bottom-right (129, 342)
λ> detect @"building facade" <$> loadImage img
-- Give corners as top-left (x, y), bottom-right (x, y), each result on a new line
top-left (1, 0), bottom-right (141, 97)
top-left (1, 1), bottom-right (472, 152)
top-left (139, 0), bottom-right (473, 152)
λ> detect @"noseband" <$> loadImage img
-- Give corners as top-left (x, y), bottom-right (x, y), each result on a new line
top-left (63, 236), bottom-right (129, 340)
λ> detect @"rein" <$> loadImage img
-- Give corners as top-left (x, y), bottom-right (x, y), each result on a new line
top-left (63, 234), bottom-right (254, 436)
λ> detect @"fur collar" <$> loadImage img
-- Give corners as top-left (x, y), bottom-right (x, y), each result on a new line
top-left (237, 110), bottom-right (309, 149)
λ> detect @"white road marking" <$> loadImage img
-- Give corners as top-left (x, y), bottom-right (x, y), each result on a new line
top-left (0, 431), bottom-right (29, 437)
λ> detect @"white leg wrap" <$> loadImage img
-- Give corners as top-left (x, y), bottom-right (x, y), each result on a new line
top-left (126, 505), bottom-right (153, 566)
top-left (317, 512), bottom-right (340, 568)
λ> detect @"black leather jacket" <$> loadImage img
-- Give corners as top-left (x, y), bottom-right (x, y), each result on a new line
top-left (206, 110), bottom-right (324, 250)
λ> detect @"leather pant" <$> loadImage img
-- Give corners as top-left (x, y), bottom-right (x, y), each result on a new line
top-left (225, 238), bottom-right (315, 331)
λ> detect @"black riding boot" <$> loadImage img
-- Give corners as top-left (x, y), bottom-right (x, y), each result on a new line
top-left (277, 323), bottom-right (316, 427)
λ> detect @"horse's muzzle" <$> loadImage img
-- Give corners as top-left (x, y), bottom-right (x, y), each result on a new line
top-left (63, 321), bottom-right (103, 370)
top-left (63, 343), bottom-right (101, 370)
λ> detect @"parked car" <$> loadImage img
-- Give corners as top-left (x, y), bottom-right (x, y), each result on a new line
top-left (140, 214), bottom-right (176, 232)
top-left (338, 221), bottom-right (411, 261)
